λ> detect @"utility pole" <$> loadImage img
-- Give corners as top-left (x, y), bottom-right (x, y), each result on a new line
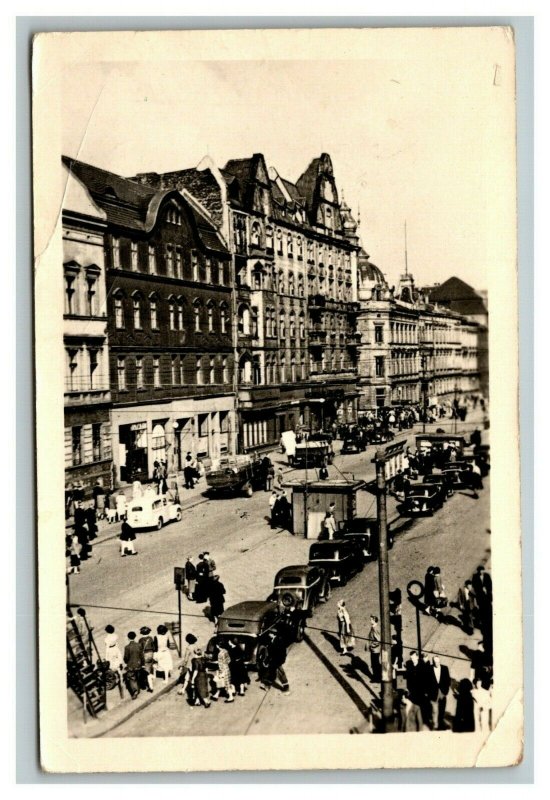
top-left (373, 447), bottom-right (395, 731)
top-left (303, 433), bottom-right (309, 538)
top-left (421, 355), bottom-right (427, 434)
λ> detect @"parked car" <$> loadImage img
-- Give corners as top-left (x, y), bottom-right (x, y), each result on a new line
top-left (337, 516), bottom-right (391, 560)
top-left (205, 600), bottom-right (281, 668)
top-left (366, 428), bottom-right (395, 445)
top-left (341, 437), bottom-right (366, 454)
top-left (419, 473), bottom-right (450, 503)
top-left (268, 565), bottom-right (328, 641)
top-left (440, 463), bottom-right (471, 489)
top-left (127, 494), bottom-right (182, 530)
top-left (308, 539), bottom-right (363, 598)
top-left (401, 484), bottom-right (444, 516)
top-left (204, 454), bottom-right (264, 497)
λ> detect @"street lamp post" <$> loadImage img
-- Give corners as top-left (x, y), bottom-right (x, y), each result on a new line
top-left (406, 580), bottom-right (425, 655)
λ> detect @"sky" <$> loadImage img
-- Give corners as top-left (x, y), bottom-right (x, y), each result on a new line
top-left (61, 36), bottom-right (515, 291)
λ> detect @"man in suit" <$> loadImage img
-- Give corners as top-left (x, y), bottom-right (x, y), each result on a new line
top-left (404, 650), bottom-right (427, 726)
top-left (425, 655), bottom-right (451, 730)
top-left (123, 631), bottom-right (143, 699)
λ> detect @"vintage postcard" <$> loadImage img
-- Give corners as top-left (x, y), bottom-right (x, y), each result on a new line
top-left (33, 27), bottom-right (522, 772)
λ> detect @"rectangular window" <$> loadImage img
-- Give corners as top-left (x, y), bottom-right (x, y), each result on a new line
top-left (112, 237), bottom-right (120, 268)
top-left (64, 274), bottom-right (76, 315)
top-left (205, 258), bottom-right (212, 284)
top-left (89, 348), bottom-right (98, 389)
top-left (220, 410), bottom-right (229, 433)
top-left (66, 349), bottom-right (78, 391)
top-left (209, 356), bottom-right (215, 384)
top-left (130, 242), bottom-right (138, 271)
top-left (196, 356), bottom-right (203, 385)
top-left (178, 302), bottom-right (184, 331)
top-left (148, 245), bottom-right (156, 274)
top-left (175, 248), bottom-right (182, 278)
top-left (153, 356), bottom-right (161, 387)
top-left (85, 276), bottom-right (97, 316)
top-left (172, 355), bottom-right (179, 385)
top-left (194, 307), bottom-right (201, 332)
top-left (133, 298), bottom-right (142, 329)
top-left (114, 296), bottom-right (124, 329)
top-left (220, 307), bottom-right (227, 334)
top-left (169, 302), bottom-right (176, 330)
top-left (192, 251), bottom-right (199, 281)
top-left (211, 260), bottom-right (219, 285)
top-left (198, 413), bottom-right (208, 437)
top-left (165, 246), bottom-right (173, 277)
top-left (92, 423), bottom-right (102, 462)
top-left (135, 356), bottom-right (143, 389)
top-left (222, 356), bottom-right (229, 383)
top-left (117, 356), bottom-right (126, 390)
top-left (72, 426), bottom-right (82, 466)
top-left (375, 356), bottom-right (385, 377)
top-left (375, 325), bottom-right (383, 343)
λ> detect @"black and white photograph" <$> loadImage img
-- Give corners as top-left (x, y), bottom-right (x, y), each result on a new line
top-left (32, 26), bottom-right (522, 772)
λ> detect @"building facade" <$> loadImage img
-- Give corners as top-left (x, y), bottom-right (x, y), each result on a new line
top-left (134, 152), bottom-right (361, 452)
top-left (63, 157), bottom-right (237, 485)
top-left (62, 163), bottom-right (113, 493)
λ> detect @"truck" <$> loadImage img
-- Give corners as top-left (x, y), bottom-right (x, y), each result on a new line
top-left (204, 454), bottom-right (264, 497)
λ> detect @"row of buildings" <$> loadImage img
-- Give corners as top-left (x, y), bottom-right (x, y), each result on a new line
top-left (62, 152), bottom-right (488, 492)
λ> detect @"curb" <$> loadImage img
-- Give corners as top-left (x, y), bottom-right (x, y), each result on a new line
top-left (91, 676), bottom-right (180, 738)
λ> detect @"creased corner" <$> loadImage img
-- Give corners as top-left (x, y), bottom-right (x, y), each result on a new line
top-left (474, 688), bottom-right (524, 768)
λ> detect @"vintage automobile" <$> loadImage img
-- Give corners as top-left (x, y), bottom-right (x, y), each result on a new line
top-left (440, 462), bottom-right (471, 489)
top-left (268, 565), bottom-right (328, 641)
top-left (341, 436), bottom-right (366, 455)
top-left (205, 600), bottom-right (282, 668)
top-left (308, 539), bottom-right (363, 598)
top-left (366, 427), bottom-right (395, 445)
top-left (127, 494), bottom-right (182, 530)
top-left (419, 473), bottom-right (451, 503)
top-left (292, 439), bottom-right (334, 468)
top-left (337, 516), bottom-right (391, 560)
top-left (401, 483), bottom-right (444, 516)
top-left (204, 454), bottom-right (264, 497)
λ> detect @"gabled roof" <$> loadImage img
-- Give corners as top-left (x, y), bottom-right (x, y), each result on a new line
top-left (425, 277), bottom-right (487, 317)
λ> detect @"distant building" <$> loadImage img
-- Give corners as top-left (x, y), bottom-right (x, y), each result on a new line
top-left (62, 161), bottom-right (112, 494)
top-left (63, 156), bottom-right (237, 485)
top-left (423, 277), bottom-right (488, 327)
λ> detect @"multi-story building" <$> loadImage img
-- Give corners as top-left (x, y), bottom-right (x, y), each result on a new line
top-left (63, 157), bottom-right (237, 485)
top-left (357, 252), bottom-right (485, 413)
top-left (62, 161), bottom-right (112, 494)
top-left (134, 152), bottom-right (361, 451)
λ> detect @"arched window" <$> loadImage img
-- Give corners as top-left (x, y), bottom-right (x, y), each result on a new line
top-left (297, 274), bottom-right (304, 297)
top-left (276, 229), bottom-right (283, 255)
top-left (239, 354), bottom-right (253, 384)
top-left (299, 313), bottom-right (305, 340)
top-left (279, 310), bottom-right (286, 339)
top-left (132, 294), bottom-right (142, 329)
top-left (289, 311), bottom-right (296, 338)
top-left (250, 221), bottom-right (261, 247)
top-left (207, 300), bottom-right (215, 333)
top-left (287, 234), bottom-right (294, 257)
top-left (177, 297), bottom-right (185, 331)
top-left (113, 292), bottom-right (125, 329)
top-left (266, 226), bottom-right (274, 251)
top-left (149, 294), bottom-right (158, 330)
top-left (193, 299), bottom-right (202, 332)
top-left (290, 357), bottom-right (296, 382)
top-left (297, 237), bottom-right (303, 260)
top-left (278, 269), bottom-right (286, 294)
top-left (168, 297), bottom-right (176, 330)
top-left (288, 272), bottom-right (295, 296)
top-left (220, 302), bottom-right (228, 335)
top-left (238, 304), bottom-right (251, 335)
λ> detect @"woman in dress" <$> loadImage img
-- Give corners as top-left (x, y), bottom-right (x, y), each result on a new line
top-left (138, 626), bottom-right (156, 692)
top-left (103, 624), bottom-right (123, 671)
top-left (190, 648), bottom-right (211, 708)
top-left (227, 637), bottom-right (250, 696)
top-left (211, 642), bottom-right (235, 702)
top-left (336, 600), bottom-right (355, 655)
top-left (154, 624), bottom-right (174, 683)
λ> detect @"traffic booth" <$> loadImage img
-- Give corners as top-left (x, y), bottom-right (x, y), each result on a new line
top-left (282, 478), bottom-right (370, 539)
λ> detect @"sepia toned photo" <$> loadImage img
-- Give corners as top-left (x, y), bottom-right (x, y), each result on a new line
top-left (33, 27), bottom-right (522, 772)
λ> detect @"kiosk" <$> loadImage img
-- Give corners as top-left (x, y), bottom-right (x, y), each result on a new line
top-left (283, 478), bottom-right (369, 539)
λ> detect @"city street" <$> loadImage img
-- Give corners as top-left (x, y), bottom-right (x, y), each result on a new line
top-left (68, 420), bottom-right (490, 737)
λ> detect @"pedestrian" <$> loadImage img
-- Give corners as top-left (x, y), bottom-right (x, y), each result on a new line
top-left (269, 491), bottom-right (279, 527)
top-left (208, 574), bottom-right (226, 624)
top-left (471, 679), bottom-right (492, 732)
top-left (468, 461), bottom-right (483, 499)
top-left (138, 626), bottom-right (156, 693)
top-left (204, 551), bottom-right (216, 578)
top-left (69, 533), bottom-right (82, 574)
top-left (261, 456), bottom-right (275, 491)
top-left (389, 588), bottom-right (403, 641)
top-left (114, 490), bottom-right (126, 522)
top-left (119, 520), bottom-right (138, 556)
top-left (457, 580), bottom-right (477, 635)
top-left (336, 600), bottom-right (355, 654)
top-left (85, 506), bottom-right (98, 541)
top-left (194, 553), bottom-right (209, 603)
top-left (469, 640), bottom-right (493, 689)
top-left (278, 490), bottom-right (291, 531)
top-left (189, 648), bottom-right (211, 707)
top-left (423, 566), bottom-right (436, 616)
top-left (397, 689), bottom-right (423, 732)
top-left (104, 624), bottom-right (124, 671)
top-left (404, 651), bottom-right (427, 723)
top-left (366, 615), bottom-right (381, 682)
top-left (432, 566), bottom-right (447, 612)
top-left (184, 556), bottom-right (197, 600)
top-left (176, 632), bottom-right (197, 697)
top-left (472, 565), bottom-right (492, 605)
top-left (92, 480), bottom-right (106, 519)
top-left (425, 655), bottom-right (451, 731)
top-left (227, 637), bottom-right (250, 696)
top-left (321, 510), bottom-right (337, 541)
top-left (453, 678), bottom-right (475, 732)
top-left (319, 459), bottom-right (329, 481)
top-left (160, 460), bottom-right (169, 495)
top-left (391, 634), bottom-right (404, 678)
top-left (123, 631), bottom-right (143, 700)
top-left (262, 631), bottom-right (290, 693)
top-left (154, 624), bottom-right (173, 683)
top-left (184, 452), bottom-right (195, 489)
top-left (275, 467), bottom-right (285, 490)
top-left (211, 642), bottom-right (235, 702)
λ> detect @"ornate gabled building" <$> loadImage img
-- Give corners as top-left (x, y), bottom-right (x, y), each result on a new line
top-left (63, 156), bottom-right (237, 485)
top-left (134, 152), bottom-right (361, 451)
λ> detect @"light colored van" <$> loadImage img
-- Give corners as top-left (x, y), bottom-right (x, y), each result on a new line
top-left (127, 494), bottom-right (182, 530)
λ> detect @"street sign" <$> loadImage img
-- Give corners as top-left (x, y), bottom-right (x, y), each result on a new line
top-left (174, 567), bottom-right (185, 590)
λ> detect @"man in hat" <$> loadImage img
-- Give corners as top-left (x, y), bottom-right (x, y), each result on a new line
top-left (138, 626), bottom-right (156, 692)
top-left (195, 553), bottom-right (209, 603)
top-left (366, 615), bottom-right (382, 683)
top-left (261, 630), bottom-right (290, 693)
top-left (123, 631), bottom-right (143, 699)
top-left (208, 574), bottom-right (226, 624)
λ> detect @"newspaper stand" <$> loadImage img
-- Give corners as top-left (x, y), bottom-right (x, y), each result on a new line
top-left (282, 478), bottom-right (368, 539)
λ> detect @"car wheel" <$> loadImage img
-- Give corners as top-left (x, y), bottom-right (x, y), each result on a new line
top-left (295, 620), bottom-right (305, 643)
top-left (256, 642), bottom-right (269, 672)
top-left (157, 516), bottom-right (164, 530)
top-left (175, 509), bottom-right (182, 522)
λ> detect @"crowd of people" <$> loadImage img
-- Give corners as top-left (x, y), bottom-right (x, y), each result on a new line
top-left (181, 552), bottom-right (227, 623)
